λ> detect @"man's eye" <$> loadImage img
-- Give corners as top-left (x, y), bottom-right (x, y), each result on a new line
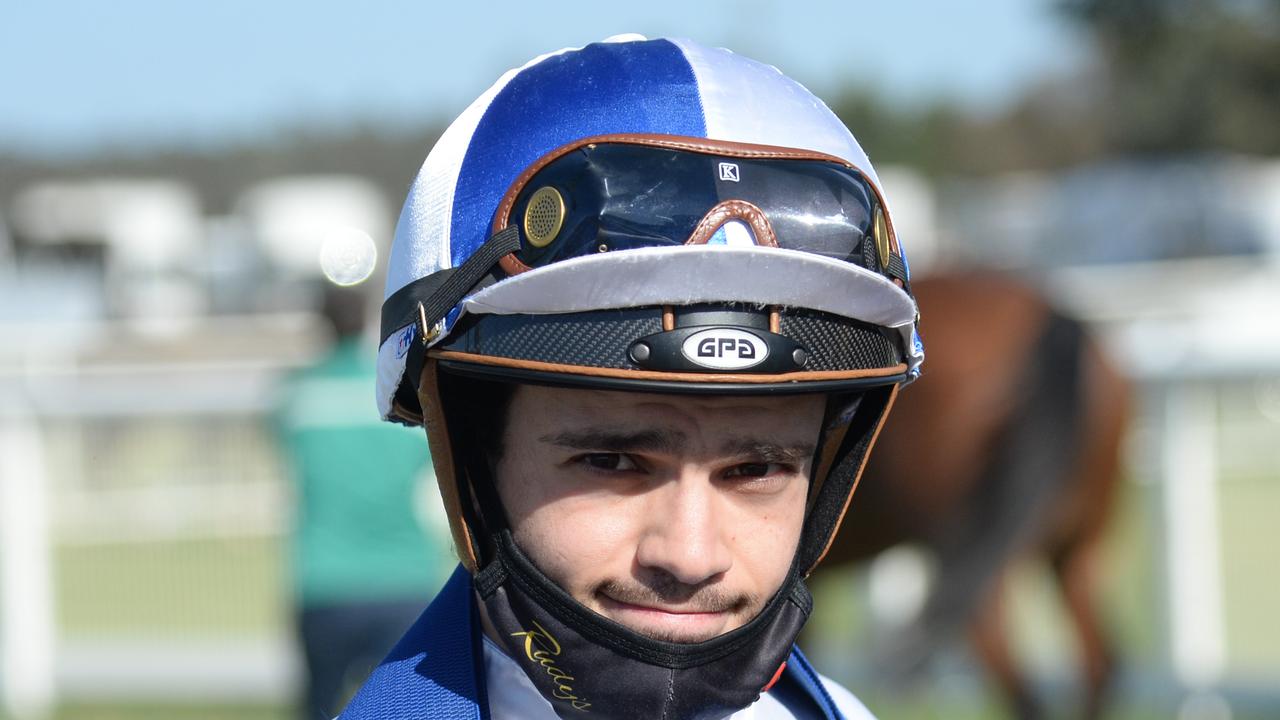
top-left (724, 462), bottom-right (778, 479)
top-left (581, 453), bottom-right (640, 471)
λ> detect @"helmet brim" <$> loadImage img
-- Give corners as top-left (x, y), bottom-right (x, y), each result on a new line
top-left (377, 245), bottom-right (921, 421)
top-left (459, 244), bottom-right (916, 329)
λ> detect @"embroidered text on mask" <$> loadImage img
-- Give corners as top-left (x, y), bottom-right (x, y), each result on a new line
top-left (511, 620), bottom-right (592, 711)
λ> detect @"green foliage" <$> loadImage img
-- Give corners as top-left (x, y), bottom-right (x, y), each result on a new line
top-left (823, 0), bottom-right (1280, 177)
top-left (1060, 0), bottom-right (1280, 155)
top-left (827, 89), bottom-right (965, 176)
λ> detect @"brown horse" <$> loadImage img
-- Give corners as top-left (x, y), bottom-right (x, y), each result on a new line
top-left (817, 272), bottom-right (1131, 720)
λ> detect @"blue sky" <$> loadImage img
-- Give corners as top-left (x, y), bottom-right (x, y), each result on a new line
top-left (0, 1), bottom-right (1089, 154)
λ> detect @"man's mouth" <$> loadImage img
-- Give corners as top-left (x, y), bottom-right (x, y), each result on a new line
top-left (595, 592), bottom-right (734, 643)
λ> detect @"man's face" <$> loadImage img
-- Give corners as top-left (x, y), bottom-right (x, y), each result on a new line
top-left (494, 385), bottom-right (825, 643)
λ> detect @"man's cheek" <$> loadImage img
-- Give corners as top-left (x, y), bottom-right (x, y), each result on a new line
top-left (514, 521), bottom-right (587, 592)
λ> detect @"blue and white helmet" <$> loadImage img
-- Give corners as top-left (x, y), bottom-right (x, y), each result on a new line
top-left (361, 38), bottom-right (925, 719)
top-left (377, 35), bottom-right (922, 429)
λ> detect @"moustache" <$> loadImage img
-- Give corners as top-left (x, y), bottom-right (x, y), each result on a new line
top-left (593, 576), bottom-right (756, 615)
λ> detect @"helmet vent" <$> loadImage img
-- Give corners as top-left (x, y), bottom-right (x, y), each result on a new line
top-left (873, 205), bottom-right (890, 270)
top-left (523, 186), bottom-right (566, 248)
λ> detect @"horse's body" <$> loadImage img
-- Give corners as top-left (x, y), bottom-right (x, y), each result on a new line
top-left (820, 272), bottom-right (1131, 720)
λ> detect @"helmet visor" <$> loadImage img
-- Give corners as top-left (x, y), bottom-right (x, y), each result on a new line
top-left (503, 141), bottom-right (885, 272)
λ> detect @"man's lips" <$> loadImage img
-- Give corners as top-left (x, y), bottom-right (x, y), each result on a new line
top-left (602, 596), bottom-right (726, 616)
top-left (595, 593), bottom-right (732, 642)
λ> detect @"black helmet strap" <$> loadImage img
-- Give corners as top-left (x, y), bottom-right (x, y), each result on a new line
top-left (380, 225), bottom-right (520, 345)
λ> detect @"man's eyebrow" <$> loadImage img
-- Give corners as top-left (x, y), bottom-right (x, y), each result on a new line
top-left (718, 438), bottom-right (817, 464)
top-left (538, 428), bottom-right (688, 454)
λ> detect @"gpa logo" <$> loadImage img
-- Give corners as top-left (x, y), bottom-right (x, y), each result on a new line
top-left (718, 162), bottom-right (740, 182)
top-left (681, 328), bottom-right (769, 370)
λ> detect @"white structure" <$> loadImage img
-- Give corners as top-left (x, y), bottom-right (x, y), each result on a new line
top-left (8, 180), bottom-right (205, 323)
top-left (235, 176), bottom-right (390, 281)
top-left (0, 397), bottom-right (55, 720)
top-left (943, 157), bottom-right (1269, 269)
top-left (878, 166), bottom-right (939, 275)
top-left (1051, 255), bottom-right (1280, 708)
top-left (1237, 158), bottom-right (1280, 263)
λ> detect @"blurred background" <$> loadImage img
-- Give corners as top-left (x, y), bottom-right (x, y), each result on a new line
top-left (1, 1), bottom-right (1277, 718)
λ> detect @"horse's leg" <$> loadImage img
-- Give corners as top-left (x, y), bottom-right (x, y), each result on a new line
top-left (1051, 543), bottom-right (1115, 720)
top-left (1048, 338), bottom-right (1127, 720)
top-left (1051, 532), bottom-right (1117, 720)
top-left (968, 573), bottom-right (1043, 720)
top-left (908, 309), bottom-right (1085, 680)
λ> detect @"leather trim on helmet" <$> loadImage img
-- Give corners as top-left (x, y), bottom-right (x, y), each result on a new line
top-left (417, 357), bottom-right (481, 572)
top-left (684, 199), bottom-right (779, 247)
top-left (808, 412), bottom-right (852, 514)
top-left (431, 349), bottom-right (907, 384)
top-left (806, 384), bottom-right (900, 574)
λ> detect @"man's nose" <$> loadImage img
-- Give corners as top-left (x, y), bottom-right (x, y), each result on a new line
top-left (634, 470), bottom-right (733, 586)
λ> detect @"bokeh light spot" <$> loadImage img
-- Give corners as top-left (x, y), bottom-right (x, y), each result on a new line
top-left (319, 227), bottom-right (377, 286)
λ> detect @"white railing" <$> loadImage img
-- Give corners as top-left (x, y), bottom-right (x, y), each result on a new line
top-left (0, 324), bottom-right (317, 717)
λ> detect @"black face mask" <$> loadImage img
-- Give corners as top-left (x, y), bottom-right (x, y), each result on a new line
top-left (474, 529), bottom-right (812, 720)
